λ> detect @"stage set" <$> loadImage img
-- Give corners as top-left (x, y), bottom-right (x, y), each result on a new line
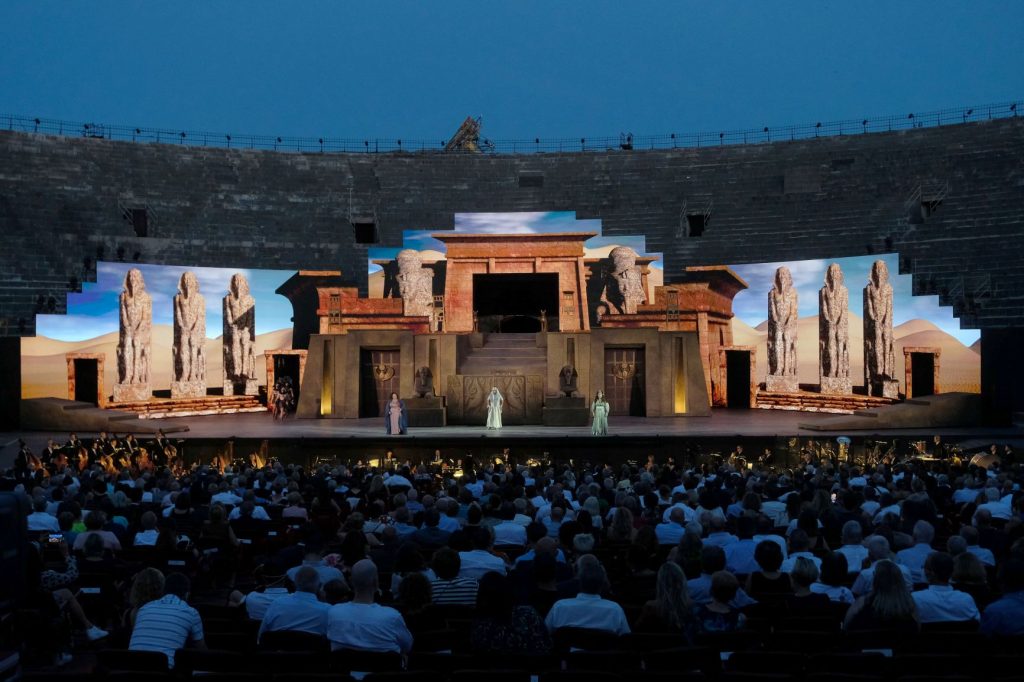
top-left (13, 223), bottom-right (1018, 472)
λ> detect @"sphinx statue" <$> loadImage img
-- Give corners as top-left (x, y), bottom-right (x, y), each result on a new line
top-left (414, 366), bottom-right (435, 398)
top-left (395, 249), bottom-right (434, 318)
top-left (172, 272), bottom-right (207, 398)
top-left (818, 263), bottom-right (851, 394)
top-left (113, 268), bottom-right (153, 402)
top-left (766, 266), bottom-right (799, 393)
top-left (223, 273), bottom-right (258, 395)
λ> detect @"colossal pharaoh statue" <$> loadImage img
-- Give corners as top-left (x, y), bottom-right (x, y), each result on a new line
top-left (766, 266), bottom-right (799, 393)
top-left (172, 271), bottom-right (207, 398)
top-left (601, 246), bottom-right (646, 316)
top-left (864, 259), bottom-right (898, 398)
top-left (819, 263), bottom-right (851, 394)
top-left (395, 249), bottom-right (434, 320)
top-left (114, 268), bottom-right (153, 402)
top-left (223, 273), bottom-right (258, 396)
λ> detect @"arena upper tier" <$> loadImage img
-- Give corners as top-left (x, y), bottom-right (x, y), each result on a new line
top-left (0, 114), bottom-right (1022, 425)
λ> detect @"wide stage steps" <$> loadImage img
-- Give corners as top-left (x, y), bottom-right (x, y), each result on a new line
top-left (756, 389), bottom-right (898, 415)
top-left (113, 394), bottom-right (266, 419)
top-left (459, 333), bottom-right (547, 376)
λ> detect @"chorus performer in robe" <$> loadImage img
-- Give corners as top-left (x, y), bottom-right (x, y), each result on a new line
top-left (486, 387), bottom-right (504, 430)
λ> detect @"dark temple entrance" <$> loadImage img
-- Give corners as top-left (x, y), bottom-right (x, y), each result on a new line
top-left (910, 352), bottom-right (936, 397)
top-left (726, 350), bottom-right (752, 409)
top-left (273, 355), bottom-right (302, 407)
top-left (73, 358), bottom-right (99, 405)
top-left (473, 273), bottom-right (559, 333)
top-left (359, 349), bottom-right (401, 418)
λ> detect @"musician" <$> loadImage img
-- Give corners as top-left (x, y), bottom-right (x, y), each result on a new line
top-left (95, 431), bottom-right (111, 454)
top-left (66, 432), bottom-right (82, 450)
top-left (154, 429), bottom-right (171, 454)
top-left (14, 440), bottom-right (31, 473)
top-left (86, 439), bottom-right (104, 466)
top-left (40, 439), bottom-right (59, 469)
top-left (124, 434), bottom-right (139, 456)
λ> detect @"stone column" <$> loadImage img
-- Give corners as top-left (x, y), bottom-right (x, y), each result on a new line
top-left (113, 268), bottom-right (153, 402)
top-left (819, 263), bottom-right (851, 394)
top-left (766, 266), bottom-right (799, 392)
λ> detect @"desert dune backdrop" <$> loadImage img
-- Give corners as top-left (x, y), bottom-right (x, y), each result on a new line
top-left (731, 314), bottom-right (980, 394)
top-left (22, 326), bottom-right (292, 399)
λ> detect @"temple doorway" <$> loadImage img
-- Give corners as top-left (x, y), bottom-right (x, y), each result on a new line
top-left (605, 347), bottom-right (646, 416)
top-left (359, 349), bottom-right (401, 417)
top-left (909, 352), bottom-right (936, 397)
top-left (472, 273), bottom-right (559, 333)
top-left (725, 350), bottom-right (752, 409)
top-left (73, 358), bottom-right (99, 405)
top-left (273, 354), bottom-right (302, 406)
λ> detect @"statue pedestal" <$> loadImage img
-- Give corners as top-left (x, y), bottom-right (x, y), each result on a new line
top-left (819, 377), bottom-right (852, 395)
top-left (113, 382), bottom-right (151, 403)
top-left (870, 379), bottom-right (900, 399)
top-left (765, 375), bottom-right (799, 393)
top-left (543, 396), bottom-right (590, 426)
top-left (406, 396), bottom-right (446, 427)
top-left (171, 380), bottom-right (206, 399)
top-left (223, 379), bottom-right (259, 396)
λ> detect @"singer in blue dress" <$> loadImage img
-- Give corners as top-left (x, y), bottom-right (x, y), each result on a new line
top-left (591, 390), bottom-right (610, 436)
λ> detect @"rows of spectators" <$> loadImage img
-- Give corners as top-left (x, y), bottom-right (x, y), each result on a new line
top-left (7, 437), bottom-right (1024, 668)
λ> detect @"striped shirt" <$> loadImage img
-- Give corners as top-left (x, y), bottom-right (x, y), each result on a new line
top-left (430, 577), bottom-right (479, 605)
top-left (129, 595), bottom-right (204, 668)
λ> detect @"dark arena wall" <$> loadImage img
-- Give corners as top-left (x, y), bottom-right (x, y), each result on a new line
top-left (1, 116), bottom-right (1023, 426)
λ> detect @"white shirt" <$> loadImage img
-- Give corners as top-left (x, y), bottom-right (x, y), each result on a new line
top-left (966, 545), bottom-right (996, 567)
top-left (287, 562), bottom-right (345, 587)
top-left (229, 505), bottom-right (271, 521)
top-left (258, 592), bottom-right (330, 640)
top-left (457, 550), bottom-right (507, 580)
top-left (760, 501), bottom-right (789, 528)
top-left (245, 587), bottom-right (291, 620)
top-left (836, 545), bottom-right (869, 573)
top-left (912, 585), bottom-right (980, 623)
top-left (810, 582), bottom-right (854, 603)
top-left (326, 602), bottom-right (412, 653)
top-left (438, 515), bottom-right (461, 533)
top-left (977, 501), bottom-right (1013, 521)
top-left (493, 522), bottom-right (528, 546)
top-left (781, 551), bottom-right (822, 575)
top-left (872, 504), bottom-right (902, 525)
top-left (725, 539), bottom-right (761, 575)
top-left (544, 593), bottom-right (630, 636)
top-left (134, 529), bottom-right (159, 546)
top-left (704, 532), bottom-right (739, 549)
top-left (655, 522), bottom-right (686, 546)
top-left (896, 543), bottom-right (934, 584)
top-left (661, 503), bottom-right (696, 524)
top-left (27, 511), bottom-right (60, 532)
top-left (753, 534), bottom-right (788, 559)
top-left (953, 487), bottom-right (981, 505)
top-left (211, 491), bottom-right (244, 506)
top-left (129, 594), bottom-right (204, 668)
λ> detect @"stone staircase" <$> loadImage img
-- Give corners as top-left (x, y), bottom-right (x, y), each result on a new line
top-left (113, 394), bottom-right (266, 419)
top-left (459, 333), bottom-right (547, 376)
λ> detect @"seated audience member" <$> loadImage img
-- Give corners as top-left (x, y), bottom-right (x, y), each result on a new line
top-left (545, 554), bottom-right (630, 635)
top-left (703, 515), bottom-right (739, 548)
top-left (470, 572), bottom-right (551, 655)
top-left (786, 556), bottom-right (832, 615)
top-left (410, 508), bottom-right (452, 550)
top-left (258, 565), bottom-right (330, 641)
top-left (458, 527), bottom-right (507, 580)
top-left (607, 506), bottom-right (638, 543)
top-left (73, 510), bottom-right (121, 552)
top-left (430, 547), bottom-right (479, 605)
top-left (691, 545), bottom-right (757, 607)
top-left (780, 529), bottom-right (823, 573)
top-left (394, 572), bottom-right (435, 636)
top-left (326, 559), bottom-right (413, 653)
top-left (852, 535), bottom-right (914, 597)
top-left (951, 551), bottom-right (993, 610)
top-left (287, 548), bottom-right (345, 586)
top-left (911, 551), bottom-right (980, 624)
top-left (493, 505), bottom-right (529, 546)
top-left (322, 578), bottom-right (353, 605)
top-left (127, 568), bottom-right (166, 628)
top-left (961, 525), bottom-right (996, 567)
top-left (980, 558), bottom-right (1024, 636)
top-left (844, 559), bottom-right (920, 632)
top-left (836, 520), bottom-right (869, 573)
top-left (635, 562), bottom-right (697, 641)
top-left (724, 516), bottom-right (760, 575)
top-left (896, 520), bottom-right (936, 584)
top-left (810, 552), bottom-right (854, 603)
top-left (134, 511), bottom-right (160, 546)
top-left (694, 571), bottom-right (746, 633)
top-left (746, 540), bottom-right (792, 602)
top-left (655, 507), bottom-right (688, 546)
top-left (27, 497), bottom-right (60, 532)
top-left (129, 573), bottom-right (206, 668)
top-left (200, 503), bottom-right (239, 547)
top-left (281, 492), bottom-right (309, 520)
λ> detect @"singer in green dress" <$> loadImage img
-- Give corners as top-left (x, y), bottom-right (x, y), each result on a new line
top-left (591, 390), bottom-right (610, 436)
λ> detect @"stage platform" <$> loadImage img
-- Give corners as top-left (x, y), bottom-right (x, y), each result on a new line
top-left (4, 409), bottom-right (1023, 471)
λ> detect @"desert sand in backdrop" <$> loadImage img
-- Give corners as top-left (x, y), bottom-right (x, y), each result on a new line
top-left (21, 326), bottom-right (292, 399)
top-left (731, 315), bottom-right (980, 394)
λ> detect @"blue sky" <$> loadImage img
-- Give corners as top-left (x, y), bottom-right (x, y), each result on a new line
top-left (367, 212), bottom-right (661, 275)
top-left (2, 2), bottom-right (1020, 141)
top-left (36, 263), bottom-right (295, 342)
top-left (730, 254), bottom-right (979, 346)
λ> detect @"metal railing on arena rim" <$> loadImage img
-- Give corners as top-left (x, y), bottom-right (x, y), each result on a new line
top-left (2, 101), bottom-right (1021, 155)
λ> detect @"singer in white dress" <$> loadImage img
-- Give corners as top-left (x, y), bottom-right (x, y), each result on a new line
top-left (486, 386), bottom-right (504, 430)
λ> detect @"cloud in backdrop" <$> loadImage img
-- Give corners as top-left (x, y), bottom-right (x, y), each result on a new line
top-left (36, 262), bottom-right (296, 342)
top-left (729, 253), bottom-right (978, 346)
